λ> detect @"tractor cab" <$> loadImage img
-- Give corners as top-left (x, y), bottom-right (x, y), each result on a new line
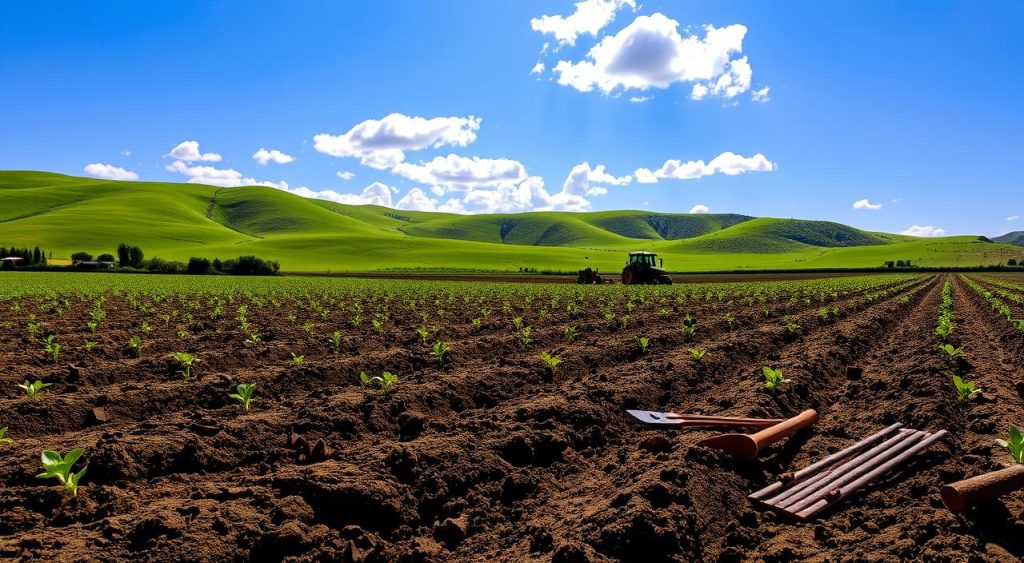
top-left (628, 252), bottom-right (660, 268)
top-left (621, 251), bottom-right (672, 285)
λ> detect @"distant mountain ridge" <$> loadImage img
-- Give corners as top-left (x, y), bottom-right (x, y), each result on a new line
top-left (0, 171), bottom-right (1020, 272)
top-left (994, 231), bottom-right (1024, 246)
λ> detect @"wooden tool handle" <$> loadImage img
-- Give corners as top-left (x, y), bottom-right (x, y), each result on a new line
top-left (750, 409), bottom-right (819, 450)
top-left (941, 465), bottom-right (1024, 513)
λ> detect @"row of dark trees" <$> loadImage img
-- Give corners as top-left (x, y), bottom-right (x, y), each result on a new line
top-left (65, 243), bottom-right (278, 276)
top-left (1, 246), bottom-right (48, 266)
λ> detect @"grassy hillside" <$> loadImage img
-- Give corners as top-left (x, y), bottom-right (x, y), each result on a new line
top-left (0, 171), bottom-right (1020, 272)
top-left (994, 231), bottom-right (1024, 246)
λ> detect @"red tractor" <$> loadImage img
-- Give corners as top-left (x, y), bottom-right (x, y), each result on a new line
top-left (621, 251), bottom-right (672, 285)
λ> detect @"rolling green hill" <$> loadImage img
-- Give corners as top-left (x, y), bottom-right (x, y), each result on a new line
top-left (994, 231), bottom-right (1024, 246)
top-left (0, 171), bottom-right (1020, 272)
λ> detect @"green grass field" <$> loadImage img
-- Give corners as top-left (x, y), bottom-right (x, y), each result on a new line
top-left (0, 171), bottom-right (1020, 272)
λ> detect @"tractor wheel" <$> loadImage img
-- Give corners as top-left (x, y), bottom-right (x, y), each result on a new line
top-left (622, 269), bottom-right (635, 285)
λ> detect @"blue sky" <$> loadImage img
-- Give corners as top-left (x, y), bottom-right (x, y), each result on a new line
top-left (1, 1), bottom-right (1021, 236)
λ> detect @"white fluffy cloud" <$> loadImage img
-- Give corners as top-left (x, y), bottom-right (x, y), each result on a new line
top-left (628, 95), bottom-right (652, 103)
top-left (394, 187), bottom-right (441, 212)
top-left (1007, 215), bottom-right (1019, 222)
top-left (552, 14), bottom-right (753, 100)
top-left (635, 152), bottom-right (776, 183)
top-left (901, 225), bottom-right (946, 237)
top-left (294, 182), bottom-right (393, 207)
top-left (313, 113), bottom-right (481, 169)
top-left (166, 160), bottom-right (245, 186)
top-left (531, 61), bottom-right (545, 75)
top-left (252, 148), bottom-right (295, 166)
top-left (83, 163), bottom-right (138, 181)
top-left (852, 199), bottom-right (882, 210)
top-left (751, 86), bottom-right (770, 102)
top-left (562, 162), bottom-right (631, 199)
top-left (336, 171), bottom-right (355, 180)
top-left (689, 204), bottom-right (710, 214)
top-left (531, 0), bottom-right (636, 47)
top-left (166, 141), bottom-right (222, 162)
top-left (391, 154), bottom-right (527, 193)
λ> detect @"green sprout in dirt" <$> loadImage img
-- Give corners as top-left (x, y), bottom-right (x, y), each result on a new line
top-left (86, 320), bottom-right (98, 333)
top-left (540, 352), bottom-right (561, 375)
top-left (471, 318), bottom-right (483, 332)
top-left (17, 380), bottom-right (52, 399)
top-left (935, 317), bottom-right (954, 341)
top-left (432, 341), bottom-right (451, 367)
top-left (784, 321), bottom-right (801, 336)
top-left (229, 383), bottom-right (256, 411)
top-left (141, 321), bottom-right (152, 334)
top-left (763, 367), bottom-right (791, 393)
top-left (690, 347), bottom-right (707, 362)
top-left (44, 335), bottom-right (60, 363)
top-left (638, 336), bottom-right (650, 354)
top-left (360, 371), bottom-right (398, 395)
top-left (83, 340), bottom-right (97, 353)
top-left (372, 318), bottom-right (385, 333)
top-left (680, 315), bottom-right (697, 339)
top-left (27, 321), bottom-right (43, 336)
top-left (724, 312), bottom-right (736, 330)
top-left (0, 427), bottom-right (12, 446)
top-left (938, 344), bottom-right (964, 361)
top-left (995, 425), bottom-right (1024, 464)
top-left (291, 353), bottom-right (305, 366)
top-left (415, 326), bottom-right (430, 344)
top-left (127, 335), bottom-right (144, 358)
top-left (36, 448), bottom-right (88, 497)
top-left (328, 331), bottom-right (342, 354)
top-left (512, 316), bottom-right (524, 331)
top-left (517, 325), bottom-right (533, 349)
top-left (244, 332), bottom-right (262, 348)
top-left (952, 375), bottom-right (981, 403)
top-left (563, 325), bottom-right (578, 342)
top-left (302, 321), bottom-right (314, 333)
top-left (171, 352), bottom-right (197, 379)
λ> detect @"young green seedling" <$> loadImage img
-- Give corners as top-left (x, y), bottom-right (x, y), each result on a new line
top-left (518, 325), bottom-right (533, 349)
top-left (995, 424), bottom-right (1024, 464)
top-left (952, 375), bottom-right (981, 403)
top-left (938, 344), bottom-right (964, 360)
top-left (763, 367), bottom-right (791, 393)
top-left (229, 383), bottom-right (256, 411)
top-left (563, 325), bottom-right (578, 342)
top-left (432, 341), bottom-right (451, 367)
top-left (328, 331), bottom-right (342, 354)
top-left (245, 332), bottom-right (262, 347)
top-left (171, 352), bottom-right (197, 379)
top-left (17, 380), bottom-right (51, 399)
top-left (638, 336), bottom-right (650, 354)
top-left (36, 448), bottom-right (88, 497)
top-left (44, 335), bottom-right (60, 363)
top-left (540, 351), bottom-right (561, 375)
top-left (0, 427), bottom-right (12, 446)
top-left (84, 340), bottom-right (97, 353)
top-left (291, 353), bottom-right (305, 366)
top-left (127, 335), bottom-right (144, 358)
top-left (724, 312), bottom-right (736, 330)
top-left (360, 371), bottom-right (398, 395)
top-left (415, 326), bottom-right (430, 344)
top-left (680, 315), bottom-right (697, 339)
top-left (690, 347), bottom-right (707, 362)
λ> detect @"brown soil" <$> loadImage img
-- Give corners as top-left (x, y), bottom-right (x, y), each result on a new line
top-left (0, 274), bottom-right (1021, 562)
